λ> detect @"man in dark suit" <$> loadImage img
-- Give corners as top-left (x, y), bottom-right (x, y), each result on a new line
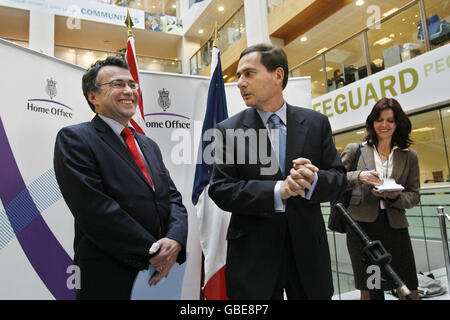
top-left (54, 56), bottom-right (188, 299)
top-left (208, 44), bottom-right (346, 299)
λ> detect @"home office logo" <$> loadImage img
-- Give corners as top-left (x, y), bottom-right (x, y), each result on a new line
top-left (26, 78), bottom-right (73, 119)
top-left (46, 78), bottom-right (57, 99)
top-left (145, 88), bottom-right (191, 129)
top-left (158, 88), bottom-right (171, 111)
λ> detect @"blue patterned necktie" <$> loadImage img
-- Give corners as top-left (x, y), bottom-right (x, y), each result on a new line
top-left (268, 114), bottom-right (286, 176)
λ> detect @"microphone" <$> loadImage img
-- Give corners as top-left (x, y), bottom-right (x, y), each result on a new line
top-left (334, 202), bottom-right (417, 300)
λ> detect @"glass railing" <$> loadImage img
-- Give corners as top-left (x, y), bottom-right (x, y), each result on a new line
top-left (54, 45), bottom-right (181, 73)
top-left (190, 5), bottom-right (246, 75)
top-left (325, 184), bottom-right (450, 298)
top-left (289, 0), bottom-right (449, 99)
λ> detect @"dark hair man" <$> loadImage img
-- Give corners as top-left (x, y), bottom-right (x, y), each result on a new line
top-left (54, 56), bottom-right (188, 299)
top-left (208, 43), bottom-right (346, 299)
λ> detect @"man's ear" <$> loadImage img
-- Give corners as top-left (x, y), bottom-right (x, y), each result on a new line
top-left (276, 67), bottom-right (285, 86)
top-left (87, 91), bottom-right (97, 106)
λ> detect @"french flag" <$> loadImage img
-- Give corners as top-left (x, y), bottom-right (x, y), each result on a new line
top-left (192, 46), bottom-right (229, 300)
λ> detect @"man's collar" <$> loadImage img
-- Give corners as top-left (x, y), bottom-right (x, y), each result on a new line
top-left (97, 114), bottom-right (131, 137)
top-left (256, 101), bottom-right (287, 126)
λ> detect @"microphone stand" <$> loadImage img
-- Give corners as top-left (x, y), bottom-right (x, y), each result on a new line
top-left (334, 203), bottom-right (417, 300)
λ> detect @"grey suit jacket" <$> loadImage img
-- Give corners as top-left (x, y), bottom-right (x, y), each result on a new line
top-left (341, 143), bottom-right (420, 228)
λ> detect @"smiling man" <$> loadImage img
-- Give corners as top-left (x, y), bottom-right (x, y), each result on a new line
top-left (208, 44), bottom-right (346, 300)
top-left (53, 56), bottom-right (188, 300)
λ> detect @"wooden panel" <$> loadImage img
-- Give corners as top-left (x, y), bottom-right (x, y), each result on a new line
top-left (268, 0), bottom-right (315, 34)
top-left (270, 0), bottom-right (353, 45)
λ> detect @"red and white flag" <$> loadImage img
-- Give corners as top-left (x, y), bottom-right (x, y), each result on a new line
top-left (126, 36), bottom-right (146, 135)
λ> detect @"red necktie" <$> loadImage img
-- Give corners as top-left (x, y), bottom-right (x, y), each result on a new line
top-left (121, 127), bottom-right (153, 187)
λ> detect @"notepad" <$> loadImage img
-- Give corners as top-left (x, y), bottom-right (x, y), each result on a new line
top-left (375, 178), bottom-right (404, 193)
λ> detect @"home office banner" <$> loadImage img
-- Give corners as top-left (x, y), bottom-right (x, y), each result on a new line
top-left (0, 38), bottom-right (311, 299)
top-left (0, 39), bottom-right (203, 299)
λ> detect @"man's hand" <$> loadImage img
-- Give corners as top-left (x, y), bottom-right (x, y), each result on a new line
top-left (148, 238), bottom-right (182, 286)
top-left (280, 158), bottom-right (318, 200)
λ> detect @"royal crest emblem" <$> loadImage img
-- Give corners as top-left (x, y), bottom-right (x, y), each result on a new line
top-left (46, 78), bottom-right (57, 99)
top-left (158, 88), bottom-right (171, 112)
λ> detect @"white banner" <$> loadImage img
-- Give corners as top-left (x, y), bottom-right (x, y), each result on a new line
top-left (0, 0), bottom-right (145, 29)
top-left (312, 43), bottom-right (450, 132)
top-left (0, 38), bottom-right (310, 299)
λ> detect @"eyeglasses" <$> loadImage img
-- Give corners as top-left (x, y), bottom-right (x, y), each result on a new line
top-left (99, 79), bottom-right (139, 90)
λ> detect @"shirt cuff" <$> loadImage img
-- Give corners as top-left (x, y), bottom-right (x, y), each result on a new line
top-left (274, 181), bottom-right (286, 212)
top-left (302, 172), bottom-right (318, 200)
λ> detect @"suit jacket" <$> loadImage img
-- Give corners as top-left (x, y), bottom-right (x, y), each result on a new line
top-left (208, 104), bottom-right (346, 299)
top-left (54, 115), bottom-right (188, 299)
top-left (341, 143), bottom-right (420, 228)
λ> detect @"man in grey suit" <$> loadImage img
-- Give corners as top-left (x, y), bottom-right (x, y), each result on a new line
top-left (208, 44), bottom-right (346, 299)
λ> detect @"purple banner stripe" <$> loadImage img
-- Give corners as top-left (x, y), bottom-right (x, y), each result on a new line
top-left (0, 116), bottom-right (74, 300)
top-left (28, 99), bottom-right (72, 110)
top-left (144, 113), bottom-right (190, 120)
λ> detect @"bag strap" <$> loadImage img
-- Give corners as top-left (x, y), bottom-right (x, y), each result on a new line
top-left (351, 144), bottom-right (362, 171)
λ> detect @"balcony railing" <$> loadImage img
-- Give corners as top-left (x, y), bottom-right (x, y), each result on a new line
top-left (190, 5), bottom-right (246, 75)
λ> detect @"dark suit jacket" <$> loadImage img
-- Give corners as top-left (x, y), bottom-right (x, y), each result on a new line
top-left (54, 115), bottom-right (188, 299)
top-left (342, 143), bottom-right (420, 228)
top-left (208, 104), bottom-right (346, 299)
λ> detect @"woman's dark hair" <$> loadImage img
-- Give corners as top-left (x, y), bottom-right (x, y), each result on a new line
top-left (365, 98), bottom-right (413, 149)
top-left (240, 43), bottom-right (289, 89)
top-left (82, 56), bottom-right (130, 112)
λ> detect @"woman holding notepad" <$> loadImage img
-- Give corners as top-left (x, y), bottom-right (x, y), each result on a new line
top-left (341, 98), bottom-right (420, 300)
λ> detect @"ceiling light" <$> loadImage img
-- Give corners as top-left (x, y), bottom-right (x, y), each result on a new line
top-left (373, 37), bottom-right (393, 46)
top-left (198, 29), bottom-right (204, 34)
top-left (218, 6), bottom-right (225, 12)
top-left (372, 58), bottom-right (383, 66)
top-left (412, 127), bottom-right (435, 133)
top-left (355, 0), bottom-right (364, 6)
top-left (172, 4), bottom-right (176, 9)
top-left (223, 75), bottom-right (228, 79)
top-left (356, 131), bottom-right (365, 135)
top-left (319, 67), bottom-right (333, 72)
top-left (317, 47), bottom-right (328, 54)
top-left (300, 37), bottom-right (307, 42)
top-left (382, 8), bottom-right (399, 18)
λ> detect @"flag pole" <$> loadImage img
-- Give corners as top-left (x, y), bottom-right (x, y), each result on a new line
top-left (213, 21), bottom-right (219, 48)
top-left (125, 9), bottom-right (134, 37)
